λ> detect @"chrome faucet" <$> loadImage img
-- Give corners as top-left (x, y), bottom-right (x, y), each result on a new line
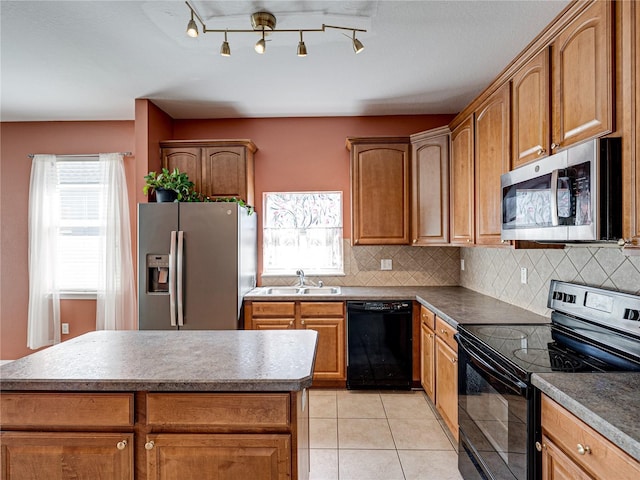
top-left (295, 269), bottom-right (305, 287)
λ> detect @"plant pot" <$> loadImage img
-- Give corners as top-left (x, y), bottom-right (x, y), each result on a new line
top-left (155, 188), bottom-right (178, 203)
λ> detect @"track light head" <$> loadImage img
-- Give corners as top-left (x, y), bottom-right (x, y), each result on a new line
top-left (220, 31), bottom-right (231, 56)
top-left (297, 31), bottom-right (307, 57)
top-left (352, 31), bottom-right (364, 54)
top-left (186, 11), bottom-right (198, 38)
top-left (255, 34), bottom-right (266, 54)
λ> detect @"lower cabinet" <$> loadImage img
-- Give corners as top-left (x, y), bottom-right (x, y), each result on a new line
top-left (419, 306), bottom-right (459, 441)
top-left (246, 301), bottom-right (346, 386)
top-left (541, 394), bottom-right (640, 480)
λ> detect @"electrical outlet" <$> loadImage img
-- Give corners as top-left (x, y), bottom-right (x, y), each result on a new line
top-left (381, 259), bottom-right (392, 270)
top-left (461, 259), bottom-right (465, 271)
top-left (61, 323), bottom-right (69, 335)
top-left (520, 267), bottom-right (528, 284)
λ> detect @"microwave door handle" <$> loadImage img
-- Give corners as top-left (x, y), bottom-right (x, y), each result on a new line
top-left (457, 335), bottom-right (528, 397)
top-left (169, 231), bottom-right (177, 327)
top-left (550, 169), bottom-right (560, 226)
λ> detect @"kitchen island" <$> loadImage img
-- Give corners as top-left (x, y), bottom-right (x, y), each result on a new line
top-left (0, 329), bottom-right (318, 480)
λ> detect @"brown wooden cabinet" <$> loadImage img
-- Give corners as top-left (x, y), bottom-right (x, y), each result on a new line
top-left (346, 137), bottom-right (410, 245)
top-left (551, 0), bottom-right (614, 153)
top-left (511, 48), bottom-right (551, 168)
top-left (246, 301), bottom-right (346, 386)
top-left (160, 139), bottom-right (257, 205)
top-left (434, 316), bottom-right (458, 441)
top-left (475, 83), bottom-right (511, 246)
top-left (450, 115), bottom-right (475, 245)
top-left (419, 306), bottom-right (436, 403)
top-left (0, 392), bottom-right (135, 480)
top-left (410, 127), bottom-right (450, 245)
top-left (540, 394), bottom-right (640, 480)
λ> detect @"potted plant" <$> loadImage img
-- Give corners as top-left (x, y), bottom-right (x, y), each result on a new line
top-left (143, 168), bottom-right (194, 202)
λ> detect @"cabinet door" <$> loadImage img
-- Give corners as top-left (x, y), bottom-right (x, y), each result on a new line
top-left (145, 433), bottom-right (291, 480)
top-left (161, 147), bottom-right (203, 195)
top-left (1, 432), bottom-right (133, 480)
top-left (450, 116), bottom-right (475, 245)
top-left (301, 316), bottom-right (346, 381)
top-left (420, 322), bottom-right (436, 403)
top-left (541, 435), bottom-right (594, 480)
top-left (551, 0), bottom-right (613, 151)
top-left (512, 48), bottom-right (551, 167)
top-left (475, 83), bottom-right (511, 246)
top-left (349, 141), bottom-right (410, 245)
top-left (202, 146), bottom-right (249, 202)
top-left (411, 129), bottom-right (450, 245)
top-left (435, 337), bottom-right (458, 441)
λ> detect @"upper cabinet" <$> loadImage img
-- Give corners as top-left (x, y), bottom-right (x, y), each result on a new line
top-left (475, 83), bottom-right (511, 246)
top-left (511, 48), bottom-right (551, 168)
top-left (160, 140), bottom-right (257, 206)
top-left (347, 137), bottom-right (411, 245)
top-left (450, 116), bottom-right (475, 245)
top-left (551, 0), bottom-right (614, 153)
top-left (410, 127), bottom-right (450, 246)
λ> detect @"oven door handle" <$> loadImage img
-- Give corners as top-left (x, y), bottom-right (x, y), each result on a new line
top-left (457, 335), bottom-right (529, 397)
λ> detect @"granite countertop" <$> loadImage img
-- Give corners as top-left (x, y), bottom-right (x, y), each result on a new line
top-left (246, 285), bottom-right (550, 327)
top-left (532, 372), bottom-right (640, 462)
top-left (0, 330), bottom-right (318, 392)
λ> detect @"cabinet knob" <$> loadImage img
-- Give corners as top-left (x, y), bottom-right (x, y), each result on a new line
top-left (551, 142), bottom-right (560, 150)
top-left (289, 320), bottom-right (294, 326)
top-left (116, 440), bottom-right (127, 450)
top-left (301, 320), bottom-right (305, 325)
top-left (413, 239), bottom-right (417, 244)
top-left (466, 239), bottom-right (471, 243)
top-left (535, 441), bottom-right (547, 452)
top-left (145, 441), bottom-right (155, 451)
top-left (576, 443), bottom-right (591, 455)
top-left (440, 329), bottom-right (448, 335)
top-left (537, 148), bottom-right (546, 156)
top-left (451, 357), bottom-right (457, 364)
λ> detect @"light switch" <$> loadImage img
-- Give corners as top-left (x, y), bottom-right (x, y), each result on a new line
top-left (61, 323), bottom-right (69, 335)
top-left (520, 267), bottom-right (528, 284)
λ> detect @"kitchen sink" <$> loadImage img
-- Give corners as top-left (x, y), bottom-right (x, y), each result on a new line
top-left (260, 286), bottom-right (341, 295)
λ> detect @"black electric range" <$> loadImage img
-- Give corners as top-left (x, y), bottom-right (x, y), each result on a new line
top-left (456, 280), bottom-right (640, 480)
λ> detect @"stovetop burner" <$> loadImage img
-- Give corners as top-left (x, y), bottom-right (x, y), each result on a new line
top-left (474, 326), bottom-right (529, 340)
top-left (512, 345), bottom-right (587, 372)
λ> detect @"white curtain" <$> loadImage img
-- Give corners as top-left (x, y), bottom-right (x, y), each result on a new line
top-left (27, 155), bottom-right (61, 349)
top-left (96, 153), bottom-right (136, 331)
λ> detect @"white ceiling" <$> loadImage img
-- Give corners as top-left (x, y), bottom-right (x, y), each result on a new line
top-left (0, 0), bottom-right (570, 122)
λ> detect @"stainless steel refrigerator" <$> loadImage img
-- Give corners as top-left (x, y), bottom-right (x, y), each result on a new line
top-left (138, 202), bottom-right (256, 330)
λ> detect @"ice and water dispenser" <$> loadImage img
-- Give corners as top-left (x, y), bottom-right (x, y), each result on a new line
top-left (146, 254), bottom-right (169, 294)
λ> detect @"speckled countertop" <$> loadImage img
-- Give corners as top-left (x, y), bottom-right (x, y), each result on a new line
top-left (533, 372), bottom-right (640, 462)
top-left (0, 330), bottom-right (318, 392)
top-left (246, 285), bottom-right (550, 327)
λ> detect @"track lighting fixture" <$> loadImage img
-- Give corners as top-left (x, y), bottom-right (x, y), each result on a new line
top-left (297, 31), bottom-right (307, 57)
top-left (184, 1), bottom-right (366, 57)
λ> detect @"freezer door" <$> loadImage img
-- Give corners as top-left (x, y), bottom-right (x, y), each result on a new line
top-left (138, 203), bottom-right (179, 330)
top-left (178, 203), bottom-right (241, 330)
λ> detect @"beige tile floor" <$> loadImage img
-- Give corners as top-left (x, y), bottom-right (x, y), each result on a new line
top-left (308, 389), bottom-right (464, 480)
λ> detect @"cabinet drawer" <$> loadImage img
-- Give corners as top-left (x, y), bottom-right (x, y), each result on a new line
top-left (146, 393), bottom-right (291, 430)
top-left (420, 306), bottom-right (435, 330)
top-left (541, 395), bottom-right (640, 480)
top-left (435, 316), bottom-right (457, 352)
top-left (1, 393), bottom-right (134, 428)
top-left (251, 302), bottom-right (295, 317)
top-left (300, 302), bottom-right (343, 317)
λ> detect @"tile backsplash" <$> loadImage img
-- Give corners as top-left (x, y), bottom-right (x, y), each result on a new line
top-left (261, 240), bottom-right (461, 287)
top-left (461, 246), bottom-right (640, 316)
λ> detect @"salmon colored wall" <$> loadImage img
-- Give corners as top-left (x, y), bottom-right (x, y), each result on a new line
top-left (0, 121), bottom-right (135, 360)
top-left (173, 115), bottom-right (455, 279)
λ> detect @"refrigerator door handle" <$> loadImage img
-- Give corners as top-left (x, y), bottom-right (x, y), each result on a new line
top-left (169, 231), bottom-right (177, 327)
top-left (176, 230), bottom-right (185, 326)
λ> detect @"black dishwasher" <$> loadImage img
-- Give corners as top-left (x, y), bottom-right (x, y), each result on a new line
top-left (346, 301), bottom-right (412, 390)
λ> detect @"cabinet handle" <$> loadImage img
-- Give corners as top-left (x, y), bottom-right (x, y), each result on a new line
top-left (145, 441), bottom-right (155, 451)
top-left (551, 142), bottom-right (560, 150)
top-left (537, 148), bottom-right (546, 156)
top-left (577, 443), bottom-right (591, 455)
top-left (116, 440), bottom-right (127, 450)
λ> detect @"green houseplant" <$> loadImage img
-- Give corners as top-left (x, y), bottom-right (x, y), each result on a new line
top-left (143, 168), bottom-right (194, 202)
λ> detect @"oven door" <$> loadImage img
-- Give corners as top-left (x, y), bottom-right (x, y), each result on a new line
top-left (457, 334), bottom-right (533, 480)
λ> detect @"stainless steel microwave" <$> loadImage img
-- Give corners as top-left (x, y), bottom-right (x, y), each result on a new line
top-left (501, 138), bottom-right (622, 242)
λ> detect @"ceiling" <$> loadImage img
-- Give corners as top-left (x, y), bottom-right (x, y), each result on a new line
top-left (0, 0), bottom-right (570, 122)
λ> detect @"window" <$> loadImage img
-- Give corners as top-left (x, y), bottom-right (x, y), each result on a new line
top-left (262, 192), bottom-right (343, 275)
top-left (56, 160), bottom-right (101, 292)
